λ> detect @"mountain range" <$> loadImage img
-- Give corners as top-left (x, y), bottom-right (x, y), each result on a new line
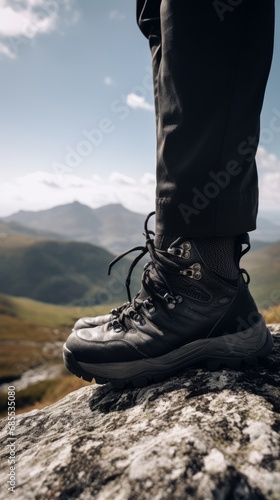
top-left (0, 234), bottom-right (142, 306)
top-left (3, 202), bottom-right (146, 254)
top-left (1, 202), bottom-right (280, 308)
top-left (3, 201), bottom-right (280, 253)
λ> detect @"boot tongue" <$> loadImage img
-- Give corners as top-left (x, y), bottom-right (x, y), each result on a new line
top-left (135, 285), bottom-right (149, 302)
top-left (124, 259), bottom-right (169, 316)
top-left (154, 235), bottom-right (177, 251)
top-left (136, 261), bottom-right (159, 302)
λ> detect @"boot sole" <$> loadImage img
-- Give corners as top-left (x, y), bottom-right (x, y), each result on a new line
top-left (63, 316), bottom-right (274, 389)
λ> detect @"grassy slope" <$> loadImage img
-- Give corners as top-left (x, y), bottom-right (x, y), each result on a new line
top-left (6, 295), bottom-right (113, 328)
top-left (0, 294), bottom-right (112, 379)
top-left (0, 234), bottom-right (141, 306)
top-left (0, 294), bottom-right (106, 415)
top-left (243, 240), bottom-right (280, 309)
top-left (264, 304), bottom-right (280, 323)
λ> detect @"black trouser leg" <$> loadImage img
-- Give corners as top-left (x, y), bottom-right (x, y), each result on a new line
top-left (137, 0), bottom-right (275, 237)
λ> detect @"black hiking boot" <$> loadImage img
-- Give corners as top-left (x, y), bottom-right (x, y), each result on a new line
top-left (63, 213), bottom-right (273, 388)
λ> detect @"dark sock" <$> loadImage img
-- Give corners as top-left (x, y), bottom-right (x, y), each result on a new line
top-left (154, 235), bottom-right (239, 279)
top-left (195, 236), bottom-right (239, 279)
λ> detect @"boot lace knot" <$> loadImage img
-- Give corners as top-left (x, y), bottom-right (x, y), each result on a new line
top-left (107, 212), bottom-right (200, 332)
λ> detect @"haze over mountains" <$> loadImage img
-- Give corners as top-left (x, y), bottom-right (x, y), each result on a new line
top-left (0, 219), bottom-right (63, 241)
top-left (3, 202), bottom-right (145, 254)
top-left (0, 235), bottom-right (142, 306)
top-left (1, 202), bottom-right (280, 308)
top-left (3, 201), bottom-right (280, 253)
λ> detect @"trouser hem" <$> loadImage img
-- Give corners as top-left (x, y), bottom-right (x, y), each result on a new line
top-left (155, 197), bottom-right (257, 237)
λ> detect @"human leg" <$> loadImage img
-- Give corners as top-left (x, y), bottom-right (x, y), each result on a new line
top-left (145, 0), bottom-right (275, 237)
top-left (63, 0), bottom-right (275, 387)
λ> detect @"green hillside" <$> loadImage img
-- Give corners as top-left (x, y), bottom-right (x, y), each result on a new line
top-left (0, 294), bottom-right (102, 414)
top-left (0, 232), bottom-right (279, 310)
top-left (243, 240), bottom-right (280, 309)
top-left (0, 235), bottom-right (141, 306)
top-left (0, 293), bottom-right (111, 329)
top-left (0, 218), bottom-right (63, 240)
top-left (0, 294), bottom-right (111, 378)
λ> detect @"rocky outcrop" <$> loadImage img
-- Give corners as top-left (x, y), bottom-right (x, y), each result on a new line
top-left (0, 325), bottom-right (280, 500)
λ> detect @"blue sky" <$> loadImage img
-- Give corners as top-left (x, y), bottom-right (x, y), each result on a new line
top-left (0, 0), bottom-right (279, 217)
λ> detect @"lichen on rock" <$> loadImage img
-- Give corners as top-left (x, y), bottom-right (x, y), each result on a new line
top-left (0, 325), bottom-right (280, 500)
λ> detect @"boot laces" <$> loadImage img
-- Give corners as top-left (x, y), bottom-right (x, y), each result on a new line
top-left (107, 212), bottom-right (199, 332)
top-left (107, 216), bottom-right (251, 332)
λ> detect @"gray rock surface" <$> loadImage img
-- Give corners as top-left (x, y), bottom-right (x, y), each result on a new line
top-left (0, 325), bottom-right (280, 500)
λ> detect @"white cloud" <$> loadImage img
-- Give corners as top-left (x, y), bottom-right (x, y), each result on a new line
top-left (255, 146), bottom-right (280, 211)
top-left (259, 172), bottom-right (280, 211)
top-left (0, 171), bottom-right (156, 217)
top-left (104, 76), bottom-right (115, 86)
top-left (0, 1), bottom-right (55, 37)
top-left (109, 172), bottom-right (135, 185)
top-left (126, 93), bottom-right (154, 112)
top-left (257, 146), bottom-right (280, 170)
top-left (141, 173), bottom-right (156, 185)
top-left (1, 146), bottom-right (279, 216)
top-left (109, 9), bottom-right (125, 21)
top-left (0, 40), bottom-right (15, 58)
top-left (0, 0), bottom-right (80, 59)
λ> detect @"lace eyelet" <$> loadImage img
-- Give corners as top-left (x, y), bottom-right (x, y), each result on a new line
top-left (143, 299), bottom-right (156, 314)
top-left (167, 241), bottom-right (191, 260)
top-left (180, 263), bottom-right (202, 280)
top-left (193, 264), bottom-right (201, 271)
top-left (129, 311), bottom-right (142, 322)
top-left (164, 293), bottom-right (177, 309)
top-left (175, 295), bottom-right (183, 304)
top-left (112, 319), bottom-right (123, 332)
top-left (167, 302), bottom-right (176, 310)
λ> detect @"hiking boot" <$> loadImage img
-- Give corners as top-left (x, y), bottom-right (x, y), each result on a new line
top-left (63, 213), bottom-right (273, 388)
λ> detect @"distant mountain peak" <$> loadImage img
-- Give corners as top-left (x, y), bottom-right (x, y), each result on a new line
top-left (94, 203), bottom-right (134, 214)
top-left (70, 200), bottom-right (88, 208)
top-left (4, 201), bottom-right (146, 254)
top-left (6, 201), bottom-right (144, 220)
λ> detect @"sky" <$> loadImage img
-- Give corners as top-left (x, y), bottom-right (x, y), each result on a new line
top-left (0, 0), bottom-right (279, 219)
